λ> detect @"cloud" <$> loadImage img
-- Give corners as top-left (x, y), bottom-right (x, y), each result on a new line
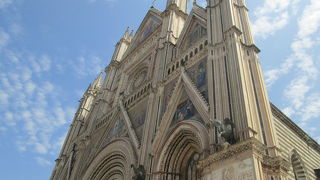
top-left (36, 157), bottom-right (51, 166)
top-left (297, 1), bottom-right (320, 38)
top-left (71, 56), bottom-right (104, 77)
top-left (0, 90), bottom-right (9, 105)
top-left (0, 28), bottom-right (10, 50)
top-left (252, 12), bottom-right (289, 38)
top-left (251, 0), bottom-right (301, 38)
top-left (0, 50), bottom-right (76, 159)
top-left (300, 93), bottom-right (320, 121)
top-left (283, 76), bottom-right (311, 109)
top-left (0, 0), bottom-right (13, 9)
top-left (265, 0), bottom-right (320, 129)
top-left (282, 107), bottom-right (294, 118)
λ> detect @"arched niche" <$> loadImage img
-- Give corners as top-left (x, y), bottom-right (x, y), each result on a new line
top-left (290, 150), bottom-right (307, 180)
top-left (153, 120), bottom-right (209, 180)
top-left (83, 138), bottom-right (137, 180)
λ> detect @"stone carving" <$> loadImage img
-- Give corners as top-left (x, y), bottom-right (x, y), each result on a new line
top-left (238, 170), bottom-right (253, 180)
top-left (131, 165), bottom-right (146, 180)
top-left (212, 118), bottom-right (236, 147)
top-left (222, 167), bottom-right (234, 180)
top-left (126, 69), bottom-right (148, 95)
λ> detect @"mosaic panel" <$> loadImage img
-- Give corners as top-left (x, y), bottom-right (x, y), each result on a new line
top-left (104, 117), bottom-right (127, 146)
top-left (128, 97), bottom-right (148, 140)
top-left (161, 78), bottom-right (178, 119)
top-left (171, 90), bottom-right (204, 126)
top-left (187, 57), bottom-right (208, 102)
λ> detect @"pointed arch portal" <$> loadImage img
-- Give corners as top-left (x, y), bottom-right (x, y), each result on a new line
top-left (82, 138), bottom-right (137, 180)
top-left (153, 121), bottom-right (209, 180)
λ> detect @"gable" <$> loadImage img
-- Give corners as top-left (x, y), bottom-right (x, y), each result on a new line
top-left (180, 21), bottom-right (207, 52)
top-left (170, 89), bottom-right (204, 127)
top-left (176, 6), bottom-right (207, 52)
top-left (128, 9), bottom-right (162, 52)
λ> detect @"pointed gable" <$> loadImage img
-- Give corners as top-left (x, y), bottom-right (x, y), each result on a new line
top-left (176, 5), bottom-right (207, 52)
top-left (125, 8), bottom-right (162, 54)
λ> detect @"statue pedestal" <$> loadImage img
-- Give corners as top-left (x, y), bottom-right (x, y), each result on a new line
top-left (197, 138), bottom-right (290, 180)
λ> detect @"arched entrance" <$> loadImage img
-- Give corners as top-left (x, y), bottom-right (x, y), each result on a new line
top-left (154, 121), bottom-right (209, 180)
top-left (83, 138), bottom-right (137, 180)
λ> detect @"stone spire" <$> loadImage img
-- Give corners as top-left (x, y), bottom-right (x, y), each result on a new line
top-left (206, 0), bottom-right (278, 155)
top-left (111, 27), bottom-right (133, 62)
top-left (90, 72), bottom-right (103, 90)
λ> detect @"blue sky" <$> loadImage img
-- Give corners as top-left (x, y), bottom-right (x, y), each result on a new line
top-left (0, 0), bottom-right (319, 179)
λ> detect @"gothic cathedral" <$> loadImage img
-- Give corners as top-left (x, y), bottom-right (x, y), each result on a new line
top-left (51, 0), bottom-right (320, 179)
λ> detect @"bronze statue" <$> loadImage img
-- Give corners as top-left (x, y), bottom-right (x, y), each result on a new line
top-left (211, 118), bottom-right (236, 147)
top-left (131, 164), bottom-right (146, 180)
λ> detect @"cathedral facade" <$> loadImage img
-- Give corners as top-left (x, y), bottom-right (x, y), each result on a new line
top-left (51, 0), bottom-right (320, 179)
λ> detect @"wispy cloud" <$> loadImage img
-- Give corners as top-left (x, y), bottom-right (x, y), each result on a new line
top-left (251, 0), bottom-right (301, 38)
top-left (0, 0), bottom-right (13, 9)
top-left (0, 23), bottom-right (106, 167)
top-left (71, 56), bottom-right (104, 77)
top-left (36, 157), bottom-right (51, 166)
top-left (0, 47), bottom-right (76, 164)
top-left (0, 28), bottom-right (10, 50)
top-left (264, 0), bottom-right (320, 126)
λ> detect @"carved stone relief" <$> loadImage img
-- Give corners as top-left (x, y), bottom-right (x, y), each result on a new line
top-left (222, 167), bottom-right (234, 180)
top-left (203, 158), bottom-right (254, 180)
top-left (126, 69), bottom-right (148, 96)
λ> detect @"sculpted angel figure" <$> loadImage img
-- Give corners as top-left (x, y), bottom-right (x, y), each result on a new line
top-left (211, 118), bottom-right (236, 146)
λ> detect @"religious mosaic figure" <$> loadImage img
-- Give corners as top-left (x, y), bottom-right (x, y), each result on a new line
top-left (140, 16), bottom-right (161, 42)
top-left (104, 118), bottom-right (126, 145)
top-left (196, 62), bottom-right (206, 88)
top-left (174, 99), bottom-right (195, 123)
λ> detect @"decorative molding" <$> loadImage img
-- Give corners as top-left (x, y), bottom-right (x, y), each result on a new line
top-left (197, 138), bottom-right (265, 169)
top-left (119, 96), bottom-right (140, 149)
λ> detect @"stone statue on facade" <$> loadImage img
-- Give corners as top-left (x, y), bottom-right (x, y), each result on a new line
top-left (131, 164), bottom-right (146, 180)
top-left (211, 118), bottom-right (236, 148)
